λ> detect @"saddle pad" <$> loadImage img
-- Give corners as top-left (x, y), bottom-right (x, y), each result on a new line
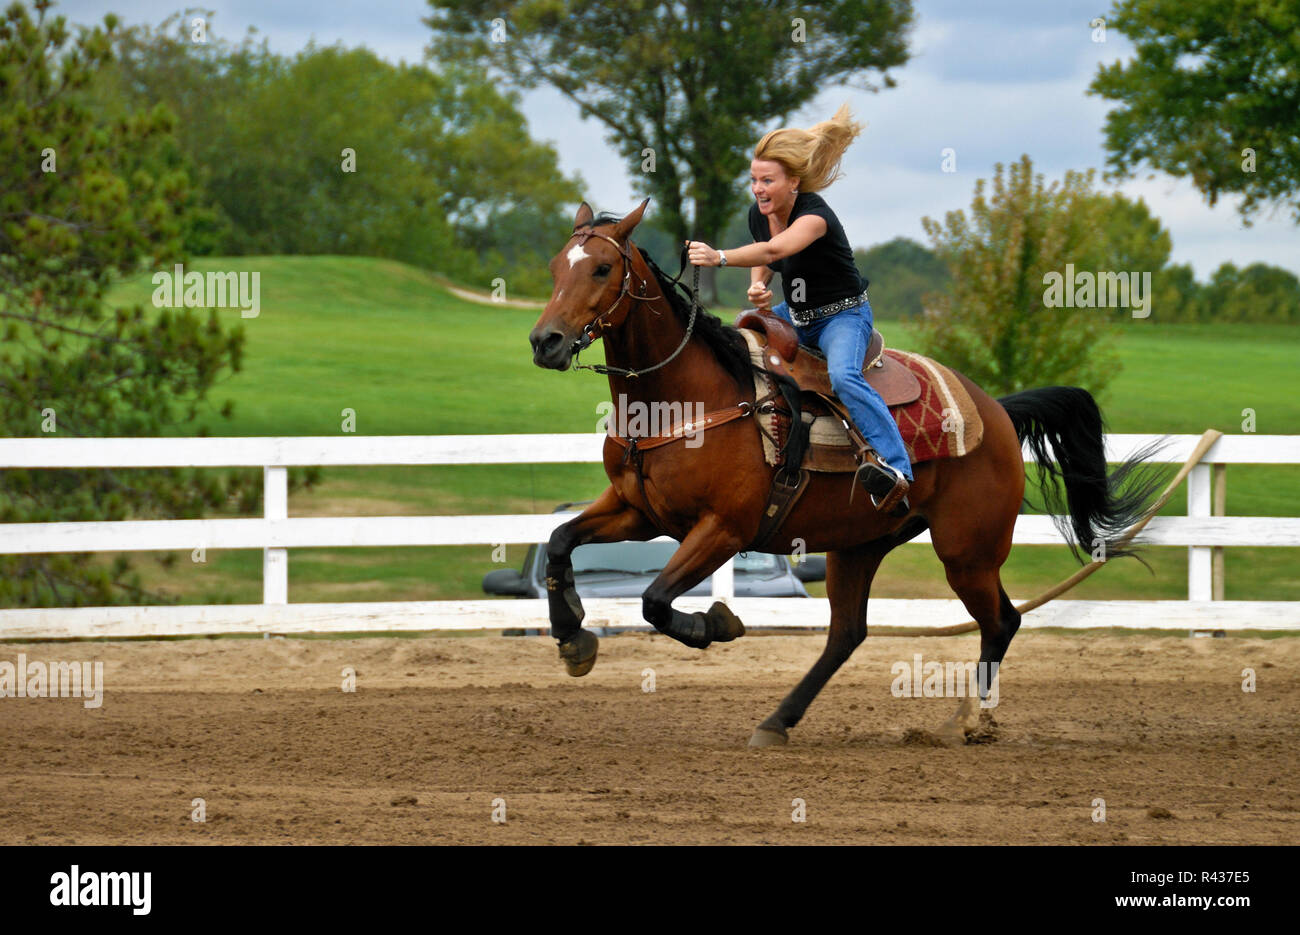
top-left (741, 330), bottom-right (984, 472)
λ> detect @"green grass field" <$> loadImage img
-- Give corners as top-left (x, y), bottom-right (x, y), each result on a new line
top-left (97, 255), bottom-right (1298, 606)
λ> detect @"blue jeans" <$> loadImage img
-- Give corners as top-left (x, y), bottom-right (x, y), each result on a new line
top-left (771, 299), bottom-right (913, 481)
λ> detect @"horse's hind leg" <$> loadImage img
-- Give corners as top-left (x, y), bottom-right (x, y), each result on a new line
top-left (938, 564), bottom-right (1021, 745)
top-left (749, 543), bottom-right (888, 748)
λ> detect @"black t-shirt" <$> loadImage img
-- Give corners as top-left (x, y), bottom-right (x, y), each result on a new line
top-left (747, 192), bottom-right (867, 314)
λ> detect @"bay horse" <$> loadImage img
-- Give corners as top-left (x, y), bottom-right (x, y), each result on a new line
top-left (528, 199), bottom-right (1157, 747)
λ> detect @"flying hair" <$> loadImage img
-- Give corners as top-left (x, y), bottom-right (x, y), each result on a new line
top-left (754, 103), bottom-right (865, 193)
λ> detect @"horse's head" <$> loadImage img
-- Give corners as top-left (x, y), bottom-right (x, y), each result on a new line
top-left (529, 198), bottom-right (650, 370)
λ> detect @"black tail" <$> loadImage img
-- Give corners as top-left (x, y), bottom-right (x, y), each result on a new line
top-left (999, 386), bottom-right (1163, 563)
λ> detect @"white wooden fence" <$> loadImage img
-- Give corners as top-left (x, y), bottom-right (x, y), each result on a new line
top-left (1, 433), bottom-right (1297, 639)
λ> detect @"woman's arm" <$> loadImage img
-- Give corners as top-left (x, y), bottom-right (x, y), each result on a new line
top-left (687, 214), bottom-right (827, 268)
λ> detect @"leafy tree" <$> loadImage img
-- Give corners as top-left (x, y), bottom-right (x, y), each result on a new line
top-left (424, 0), bottom-right (914, 300)
top-left (1084, 190), bottom-right (1204, 322)
top-left (107, 14), bottom-right (581, 295)
top-left (1203, 261), bottom-right (1300, 322)
top-left (916, 155), bottom-right (1121, 396)
top-left (1156, 262), bottom-right (1204, 322)
top-left (1089, 0), bottom-right (1300, 223)
top-left (1089, 192), bottom-right (1170, 277)
top-left (1076, 193), bottom-right (1299, 323)
top-left (0, 0), bottom-right (249, 606)
top-left (853, 237), bottom-right (949, 319)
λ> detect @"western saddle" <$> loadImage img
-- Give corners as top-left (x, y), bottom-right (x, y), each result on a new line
top-left (734, 308), bottom-right (919, 406)
top-left (731, 308), bottom-right (917, 538)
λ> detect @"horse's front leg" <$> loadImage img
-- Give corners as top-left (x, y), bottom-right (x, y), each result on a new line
top-left (546, 486), bottom-right (658, 676)
top-left (642, 514), bottom-right (747, 649)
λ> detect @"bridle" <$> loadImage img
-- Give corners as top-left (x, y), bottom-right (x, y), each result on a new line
top-left (564, 227), bottom-right (700, 379)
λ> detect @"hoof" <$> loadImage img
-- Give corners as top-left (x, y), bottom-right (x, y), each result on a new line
top-left (937, 697), bottom-right (980, 745)
top-left (557, 628), bottom-right (598, 677)
top-left (706, 601), bottom-right (745, 642)
top-left (748, 725), bottom-right (789, 748)
top-left (935, 722), bottom-right (967, 748)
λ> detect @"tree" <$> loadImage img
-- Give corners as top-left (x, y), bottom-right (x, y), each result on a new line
top-left (1089, 0), bottom-right (1300, 224)
top-left (0, 0), bottom-right (248, 606)
top-left (1084, 190), bottom-right (1207, 322)
top-left (916, 156), bottom-right (1122, 397)
top-left (106, 14), bottom-right (582, 295)
top-left (853, 237), bottom-right (949, 319)
top-left (1157, 262), bottom-right (1205, 322)
top-left (1089, 191), bottom-right (1170, 277)
top-left (1204, 261), bottom-right (1300, 322)
top-left (424, 0), bottom-right (914, 300)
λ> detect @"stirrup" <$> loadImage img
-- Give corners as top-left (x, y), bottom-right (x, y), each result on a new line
top-left (854, 454), bottom-right (910, 516)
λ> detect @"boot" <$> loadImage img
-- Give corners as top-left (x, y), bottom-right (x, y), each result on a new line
top-left (854, 448), bottom-right (910, 516)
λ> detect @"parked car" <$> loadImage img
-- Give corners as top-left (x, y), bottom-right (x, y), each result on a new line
top-left (483, 502), bottom-right (825, 601)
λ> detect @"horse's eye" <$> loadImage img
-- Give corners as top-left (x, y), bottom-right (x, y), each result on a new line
top-left (594, 264), bottom-right (612, 277)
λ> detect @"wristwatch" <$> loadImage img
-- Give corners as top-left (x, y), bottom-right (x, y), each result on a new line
top-left (718, 250), bottom-right (728, 267)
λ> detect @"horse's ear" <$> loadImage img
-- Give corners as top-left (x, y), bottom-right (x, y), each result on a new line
top-left (612, 198), bottom-right (650, 241)
top-left (573, 201), bottom-right (594, 229)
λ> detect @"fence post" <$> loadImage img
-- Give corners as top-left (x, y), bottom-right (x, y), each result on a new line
top-left (264, 466), bottom-right (288, 605)
top-left (712, 556), bottom-right (734, 601)
top-left (1187, 462), bottom-right (1212, 601)
top-left (1212, 464), bottom-right (1226, 600)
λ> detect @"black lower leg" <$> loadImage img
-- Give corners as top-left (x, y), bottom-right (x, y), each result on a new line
top-left (976, 588), bottom-right (1021, 701)
top-left (663, 607), bottom-right (712, 649)
top-left (645, 599), bottom-right (742, 650)
top-left (545, 560), bottom-right (584, 643)
top-left (762, 633), bottom-right (863, 731)
top-left (999, 588), bottom-right (1022, 641)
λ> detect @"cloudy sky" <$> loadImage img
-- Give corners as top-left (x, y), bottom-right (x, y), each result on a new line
top-left (57, 0), bottom-right (1300, 278)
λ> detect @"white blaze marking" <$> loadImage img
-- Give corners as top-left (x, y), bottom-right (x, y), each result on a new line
top-left (566, 243), bottom-right (589, 268)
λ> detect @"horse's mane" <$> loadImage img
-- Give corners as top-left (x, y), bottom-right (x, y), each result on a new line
top-left (636, 248), bottom-right (755, 389)
top-left (578, 212), bottom-right (754, 389)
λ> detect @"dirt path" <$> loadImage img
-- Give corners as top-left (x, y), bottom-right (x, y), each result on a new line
top-left (1, 631), bottom-right (1296, 844)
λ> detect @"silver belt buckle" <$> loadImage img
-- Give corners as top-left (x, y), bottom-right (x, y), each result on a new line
top-left (791, 289), bottom-right (868, 328)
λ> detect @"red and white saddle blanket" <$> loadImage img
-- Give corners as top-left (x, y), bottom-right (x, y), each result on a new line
top-left (739, 330), bottom-right (984, 472)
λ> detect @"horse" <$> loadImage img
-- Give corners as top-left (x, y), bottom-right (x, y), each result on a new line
top-left (528, 199), bottom-right (1158, 747)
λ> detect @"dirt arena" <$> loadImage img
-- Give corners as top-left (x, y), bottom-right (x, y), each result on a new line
top-left (1, 630), bottom-right (1297, 845)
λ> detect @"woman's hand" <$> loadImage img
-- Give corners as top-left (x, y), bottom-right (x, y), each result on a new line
top-left (747, 281), bottom-right (773, 309)
top-left (686, 241), bottom-right (722, 267)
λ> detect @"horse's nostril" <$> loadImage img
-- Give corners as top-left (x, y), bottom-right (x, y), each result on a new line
top-left (530, 329), bottom-right (565, 359)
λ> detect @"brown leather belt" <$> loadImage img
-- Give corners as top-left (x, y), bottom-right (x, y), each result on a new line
top-left (604, 401), bottom-right (753, 452)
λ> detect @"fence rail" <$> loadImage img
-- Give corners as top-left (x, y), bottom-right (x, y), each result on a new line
top-left (1, 433), bottom-right (1296, 638)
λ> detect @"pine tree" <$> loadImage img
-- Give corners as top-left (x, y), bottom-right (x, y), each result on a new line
top-left (0, 0), bottom-right (248, 606)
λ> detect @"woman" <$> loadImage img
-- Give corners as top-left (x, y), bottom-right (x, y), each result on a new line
top-left (687, 104), bottom-right (912, 512)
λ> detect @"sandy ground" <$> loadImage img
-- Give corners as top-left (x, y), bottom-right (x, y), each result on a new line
top-left (1, 630), bottom-right (1297, 845)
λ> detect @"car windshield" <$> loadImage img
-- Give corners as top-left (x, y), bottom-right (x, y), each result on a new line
top-left (570, 542), bottom-right (780, 575)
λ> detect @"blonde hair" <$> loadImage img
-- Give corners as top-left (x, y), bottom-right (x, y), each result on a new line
top-left (754, 103), bottom-right (864, 194)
